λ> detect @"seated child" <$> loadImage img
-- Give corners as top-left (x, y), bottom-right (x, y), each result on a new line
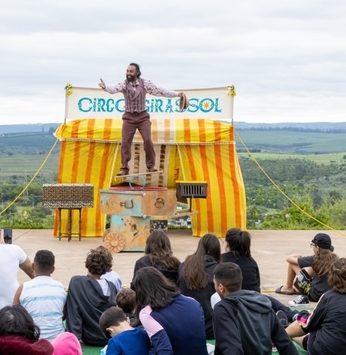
top-left (115, 288), bottom-right (137, 325)
top-left (99, 306), bottom-right (150, 355)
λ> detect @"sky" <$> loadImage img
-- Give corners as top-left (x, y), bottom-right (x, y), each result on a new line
top-left (1, 0), bottom-right (345, 124)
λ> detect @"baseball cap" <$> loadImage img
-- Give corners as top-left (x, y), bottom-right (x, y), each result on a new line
top-left (311, 233), bottom-right (334, 252)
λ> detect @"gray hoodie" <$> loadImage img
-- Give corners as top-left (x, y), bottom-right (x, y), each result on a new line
top-left (213, 290), bottom-right (298, 355)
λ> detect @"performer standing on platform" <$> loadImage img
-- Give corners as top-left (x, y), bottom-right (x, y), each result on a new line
top-left (99, 63), bottom-right (185, 176)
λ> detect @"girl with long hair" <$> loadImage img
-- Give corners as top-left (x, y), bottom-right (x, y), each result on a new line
top-left (285, 233), bottom-right (339, 306)
top-left (178, 233), bottom-right (221, 339)
top-left (134, 266), bottom-right (208, 355)
top-left (130, 230), bottom-right (181, 289)
top-left (286, 258), bottom-right (346, 354)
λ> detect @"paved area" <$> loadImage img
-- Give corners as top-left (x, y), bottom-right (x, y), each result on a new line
top-left (8, 228), bottom-right (346, 307)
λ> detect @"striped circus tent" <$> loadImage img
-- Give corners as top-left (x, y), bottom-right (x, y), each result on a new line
top-left (54, 118), bottom-right (246, 238)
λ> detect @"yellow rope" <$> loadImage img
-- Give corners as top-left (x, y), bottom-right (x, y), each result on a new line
top-left (0, 138), bottom-right (59, 216)
top-left (235, 130), bottom-right (346, 237)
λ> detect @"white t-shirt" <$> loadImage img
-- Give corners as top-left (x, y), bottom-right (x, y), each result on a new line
top-left (0, 244), bottom-right (27, 309)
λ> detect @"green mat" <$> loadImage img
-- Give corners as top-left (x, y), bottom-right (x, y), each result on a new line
top-left (81, 344), bottom-right (103, 355)
top-left (81, 341), bottom-right (307, 355)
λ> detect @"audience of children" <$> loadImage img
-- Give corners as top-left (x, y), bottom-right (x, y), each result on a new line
top-left (13, 250), bottom-right (67, 341)
top-left (2, 228), bottom-right (345, 355)
top-left (130, 229), bottom-right (181, 289)
top-left (178, 233), bottom-right (221, 339)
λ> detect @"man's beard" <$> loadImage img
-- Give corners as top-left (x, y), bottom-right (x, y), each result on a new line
top-left (126, 74), bottom-right (135, 82)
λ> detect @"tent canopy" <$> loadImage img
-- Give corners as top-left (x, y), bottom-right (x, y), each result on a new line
top-left (54, 118), bottom-right (246, 238)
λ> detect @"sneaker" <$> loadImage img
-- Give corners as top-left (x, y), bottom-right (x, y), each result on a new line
top-left (276, 310), bottom-right (289, 328)
top-left (288, 295), bottom-right (309, 307)
top-left (272, 343), bottom-right (277, 352)
top-left (147, 167), bottom-right (158, 172)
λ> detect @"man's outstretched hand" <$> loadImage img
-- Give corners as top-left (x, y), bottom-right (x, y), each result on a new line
top-left (99, 78), bottom-right (106, 90)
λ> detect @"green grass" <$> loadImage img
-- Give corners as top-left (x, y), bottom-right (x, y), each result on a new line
top-left (0, 153), bottom-right (59, 180)
top-left (235, 130), bottom-right (346, 154)
top-left (238, 152), bottom-right (346, 165)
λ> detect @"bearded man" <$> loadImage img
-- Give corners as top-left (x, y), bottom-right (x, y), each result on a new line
top-left (99, 63), bottom-right (184, 176)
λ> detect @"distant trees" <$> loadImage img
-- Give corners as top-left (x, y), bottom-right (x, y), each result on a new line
top-left (240, 157), bottom-right (346, 229)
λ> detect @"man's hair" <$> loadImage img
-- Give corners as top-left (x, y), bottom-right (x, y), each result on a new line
top-left (34, 250), bottom-right (55, 273)
top-left (99, 306), bottom-right (127, 339)
top-left (116, 288), bottom-right (136, 314)
top-left (213, 262), bottom-right (243, 293)
top-left (129, 62), bottom-right (141, 77)
top-left (85, 246), bottom-right (113, 275)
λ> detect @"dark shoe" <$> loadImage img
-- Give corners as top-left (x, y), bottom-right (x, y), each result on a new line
top-left (147, 168), bottom-right (158, 172)
top-left (275, 286), bottom-right (299, 295)
top-left (276, 310), bottom-right (289, 328)
top-left (289, 295), bottom-right (309, 307)
top-left (117, 170), bottom-right (129, 176)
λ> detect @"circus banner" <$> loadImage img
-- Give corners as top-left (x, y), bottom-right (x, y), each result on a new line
top-left (64, 85), bottom-right (236, 122)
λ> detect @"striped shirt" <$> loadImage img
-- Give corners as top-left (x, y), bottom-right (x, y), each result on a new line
top-left (20, 276), bottom-right (67, 341)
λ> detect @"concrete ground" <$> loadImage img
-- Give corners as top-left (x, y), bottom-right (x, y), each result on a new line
top-left (10, 228), bottom-right (346, 307)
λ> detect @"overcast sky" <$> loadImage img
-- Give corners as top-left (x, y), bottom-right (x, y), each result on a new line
top-left (1, 0), bottom-right (345, 124)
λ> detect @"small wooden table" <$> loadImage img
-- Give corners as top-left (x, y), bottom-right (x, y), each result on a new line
top-left (58, 208), bottom-right (82, 241)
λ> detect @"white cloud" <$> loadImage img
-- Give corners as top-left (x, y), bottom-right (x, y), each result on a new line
top-left (0, 0), bottom-right (346, 124)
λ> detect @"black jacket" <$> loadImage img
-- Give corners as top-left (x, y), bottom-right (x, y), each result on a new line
top-left (66, 275), bottom-right (117, 346)
top-left (221, 252), bottom-right (261, 292)
top-left (213, 290), bottom-right (298, 355)
top-left (130, 255), bottom-right (180, 289)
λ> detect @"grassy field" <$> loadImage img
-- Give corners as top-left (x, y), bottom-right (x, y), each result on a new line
top-left (0, 152), bottom-right (60, 180)
top-left (235, 130), bottom-right (346, 154)
top-left (0, 129), bottom-right (346, 182)
top-left (1, 151), bottom-right (345, 183)
top-left (238, 152), bottom-right (346, 164)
